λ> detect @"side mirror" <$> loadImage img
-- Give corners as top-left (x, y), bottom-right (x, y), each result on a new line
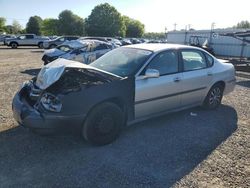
top-left (145, 69), bottom-right (160, 78)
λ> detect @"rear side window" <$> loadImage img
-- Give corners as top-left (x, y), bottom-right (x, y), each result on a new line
top-left (205, 53), bottom-right (214, 67)
top-left (68, 37), bottom-right (78, 40)
top-left (26, 35), bottom-right (34, 39)
top-left (181, 50), bottom-right (207, 71)
top-left (92, 43), bottom-right (109, 51)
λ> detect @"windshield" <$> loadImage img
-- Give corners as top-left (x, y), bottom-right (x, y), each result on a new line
top-left (57, 45), bottom-right (72, 52)
top-left (90, 47), bottom-right (152, 77)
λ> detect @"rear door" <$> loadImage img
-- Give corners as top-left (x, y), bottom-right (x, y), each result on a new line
top-left (135, 50), bottom-right (183, 118)
top-left (55, 37), bottom-right (66, 45)
top-left (26, 34), bottom-right (36, 45)
top-left (86, 43), bottom-right (111, 64)
top-left (179, 49), bottom-right (213, 106)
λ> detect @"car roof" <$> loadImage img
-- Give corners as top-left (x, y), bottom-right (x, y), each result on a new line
top-left (124, 43), bottom-right (200, 52)
top-left (61, 39), bottom-right (109, 48)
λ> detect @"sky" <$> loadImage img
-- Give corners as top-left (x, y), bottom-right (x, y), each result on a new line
top-left (0, 0), bottom-right (250, 32)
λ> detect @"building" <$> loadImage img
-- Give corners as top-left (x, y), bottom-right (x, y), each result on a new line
top-left (167, 29), bottom-right (250, 58)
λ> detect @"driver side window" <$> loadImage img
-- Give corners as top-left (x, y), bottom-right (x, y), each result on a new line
top-left (146, 51), bottom-right (178, 76)
top-left (19, 35), bottom-right (26, 40)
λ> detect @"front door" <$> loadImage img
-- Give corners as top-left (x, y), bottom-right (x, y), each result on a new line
top-left (135, 50), bottom-right (182, 118)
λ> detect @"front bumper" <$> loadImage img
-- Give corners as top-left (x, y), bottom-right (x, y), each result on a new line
top-left (12, 91), bottom-right (86, 131)
top-left (224, 78), bottom-right (236, 95)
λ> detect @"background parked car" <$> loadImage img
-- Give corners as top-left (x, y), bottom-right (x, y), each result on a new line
top-left (42, 39), bottom-right (113, 65)
top-left (5, 34), bottom-right (49, 48)
top-left (42, 36), bottom-right (80, 49)
top-left (81, 37), bottom-right (121, 48)
top-left (0, 34), bottom-right (16, 45)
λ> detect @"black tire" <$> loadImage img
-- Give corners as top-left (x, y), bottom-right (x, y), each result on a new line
top-left (10, 42), bottom-right (18, 49)
top-left (203, 84), bottom-right (224, 110)
top-left (38, 42), bottom-right (43, 49)
top-left (43, 60), bottom-right (49, 65)
top-left (49, 44), bottom-right (56, 49)
top-left (82, 102), bottom-right (124, 146)
top-left (30, 128), bottom-right (54, 136)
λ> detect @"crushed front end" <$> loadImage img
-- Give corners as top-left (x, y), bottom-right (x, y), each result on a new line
top-left (12, 59), bottom-right (119, 132)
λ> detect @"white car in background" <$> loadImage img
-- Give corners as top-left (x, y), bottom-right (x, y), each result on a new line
top-left (42, 39), bottom-right (113, 65)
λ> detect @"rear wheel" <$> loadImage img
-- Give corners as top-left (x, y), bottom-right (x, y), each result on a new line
top-left (82, 102), bottom-right (124, 146)
top-left (49, 44), bottom-right (56, 49)
top-left (203, 84), bottom-right (224, 109)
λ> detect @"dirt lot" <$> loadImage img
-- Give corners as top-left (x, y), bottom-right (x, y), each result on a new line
top-left (0, 46), bottom-right (249, 187)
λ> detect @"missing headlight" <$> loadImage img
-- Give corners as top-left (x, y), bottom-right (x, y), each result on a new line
top-left (40, 93), bottom-right (62, 112)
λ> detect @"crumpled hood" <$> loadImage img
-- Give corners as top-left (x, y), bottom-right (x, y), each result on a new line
top-left (36, 58), bottom-right (121, 90)
top-left (44, 48), bottom-right (66, 57)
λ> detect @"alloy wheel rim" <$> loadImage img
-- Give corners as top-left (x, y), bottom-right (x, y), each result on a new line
top-left (209, 87), bottom-right (221, 107)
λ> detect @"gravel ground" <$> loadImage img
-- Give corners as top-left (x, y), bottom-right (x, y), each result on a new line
top-left (0, 46), bottom-right (249, 187)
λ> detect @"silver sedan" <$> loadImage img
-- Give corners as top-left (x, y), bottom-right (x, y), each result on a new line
top-left (12, 44), bottom-right (235, 145)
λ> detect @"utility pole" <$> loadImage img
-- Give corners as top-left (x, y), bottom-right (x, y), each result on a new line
top-left (164, 27), bottom-right (168, 40)
top-left (173, 23), bottom-right (177, 31)
top-left (209, 22), bottom-right (215, 45)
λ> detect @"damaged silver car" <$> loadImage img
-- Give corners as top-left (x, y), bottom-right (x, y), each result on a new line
top-left (42, 39), bottom-right (113, 65)
top-left (12, 44), bottom-right (235, 145)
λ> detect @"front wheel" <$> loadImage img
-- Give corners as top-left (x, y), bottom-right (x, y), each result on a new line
top-left (82, 102), bottom-right (125, 146)
top-left (10, 42), bottom-right (18, 49)
top-left (38, 42), bottom-right (43, 49)
top-left (203, 84), bottom-right (224, 110)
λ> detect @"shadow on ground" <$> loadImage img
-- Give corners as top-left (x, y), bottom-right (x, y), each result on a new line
top-left (20, 68), bottom-right (41, 76)
top-left (0, 105), bottom-right (238, 187)
top-left (30, 50), bottom-right (44, 53)
top-left (236, 80), bottom-right (250, 88)
top-left (0, 47), bottom-right (40, 50)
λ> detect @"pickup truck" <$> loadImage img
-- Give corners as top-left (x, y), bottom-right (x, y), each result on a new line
top-left (5, 34), bottom-right (49, 48)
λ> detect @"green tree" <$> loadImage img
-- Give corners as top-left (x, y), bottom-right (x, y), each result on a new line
top-left (58, 10), bottom-right (85, 36)
top-left (26, 16), bottom-right (43, 35)
top-left (234, 20), bottom-right (250, 29)
top-left (143, 32), bottom-right (166, 39)
top-left (85, 3), bottom-right (125, 37)
top-left (42, 18), bottom-right (59, 35)
top-left (4, 25), bottom-right (14, 34)
top-left (0, 17), bottom-right (6, 32)
top-left (123, 16), bottom-right (144, 37)
top-left (12, 20), bottom-right (22, 34)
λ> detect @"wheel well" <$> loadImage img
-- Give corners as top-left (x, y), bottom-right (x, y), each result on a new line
top-left (213, 81), bottom-right (225, 90)
top-left (88, 98), bottom-right (127, 119)
top-left (49, 44), bottom-right (56, 48)
top-left (10, 42), bottom-right (18, 45)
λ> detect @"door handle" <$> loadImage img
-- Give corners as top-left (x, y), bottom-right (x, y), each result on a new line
top-left (173, 77), bottom-right (181, 82)
top-left (207, 72), bottom-right (213, 76)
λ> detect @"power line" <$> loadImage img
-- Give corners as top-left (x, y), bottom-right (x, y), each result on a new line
top-left (4, 17), bottom-right (28, 21)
